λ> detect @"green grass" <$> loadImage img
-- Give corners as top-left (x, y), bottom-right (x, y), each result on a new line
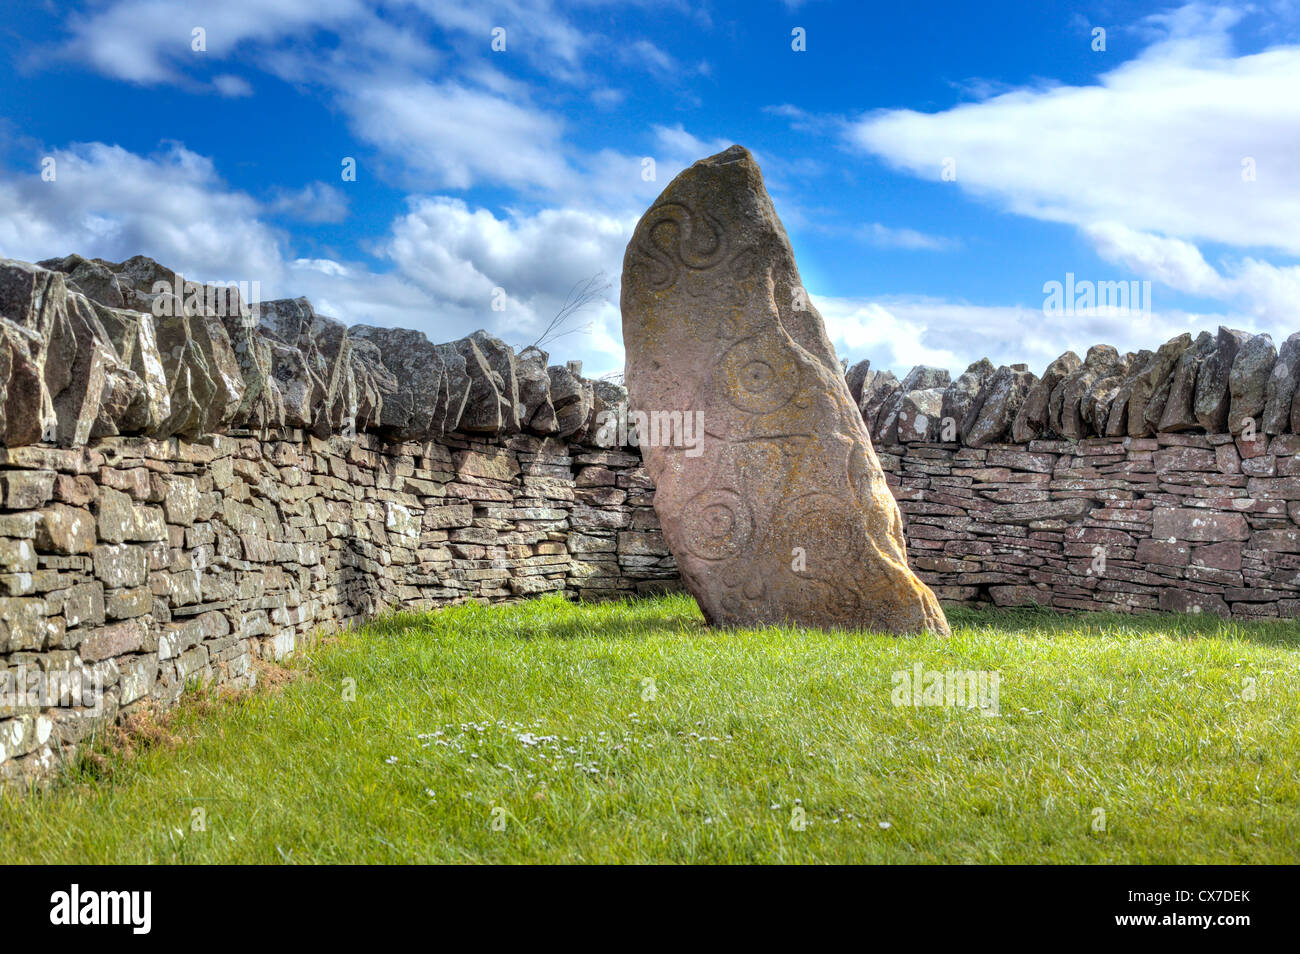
top-left (3, 594), bottom-right (1299, 863)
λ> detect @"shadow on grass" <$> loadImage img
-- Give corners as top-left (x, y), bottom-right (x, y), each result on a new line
top-left (945, 602), bottom-right (1300, 649)
top-left (364, 594), bottom-right (705, 645)
top-left (354, 593), bottom-right (1300, 651)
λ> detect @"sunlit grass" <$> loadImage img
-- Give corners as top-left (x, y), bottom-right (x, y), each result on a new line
top-left (3, 594), bottom-right (1297, 863)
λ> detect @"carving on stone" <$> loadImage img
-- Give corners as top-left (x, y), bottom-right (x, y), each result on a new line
top-left (622, 145), bottom-right (950, 635)
top-left (629, 201), bottom-right (729, 291)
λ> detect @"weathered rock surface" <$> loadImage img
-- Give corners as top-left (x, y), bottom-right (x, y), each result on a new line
top-left (1264, 332), bottom-right (1300, 435)
top-left (1158, 331), bottom-right (1216, 432)
top-left (516, 346), bottom-right (558, 434)
top-left (621, 144), bottom-right (948, 635)
top-left (1193, 327), bottom-right (1248, 433)
top-left (1012, 351), bottom-right (1079, 442)
top-left (859, 370), bottom-right (898, 437)
top-left (1053, 345), bottom-right (1121, 440)
top-left (1113, 333), bottom-right (1190, 437)
top-left (965, 364), bottom-right (1038, 447)
top-left (943, 358), bottom-right (994, 442)
top-left (1228, 332), bottom-right (1276, 435)
top-left (845, 359), bottom-right (874, 406)
top-left (548, 362), bottom-right (593, 441)
top-left (877, 365), bottom-right (949, 445)
top-left (897, 387), bottom-right (944, 442)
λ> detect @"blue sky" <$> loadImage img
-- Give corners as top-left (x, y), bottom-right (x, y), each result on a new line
top-left (1, 0), bottom-right (1298, 377)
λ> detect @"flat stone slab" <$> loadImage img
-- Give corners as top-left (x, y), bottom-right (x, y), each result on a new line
top-left (620, 145), bottom-right (949, 635)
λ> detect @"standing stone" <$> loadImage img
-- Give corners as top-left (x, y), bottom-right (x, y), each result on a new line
top-left (621, 145), bottom-right (948, 635)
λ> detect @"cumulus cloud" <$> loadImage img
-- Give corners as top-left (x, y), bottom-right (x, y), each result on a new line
top-left (0, 139), bottom-right (632, 373)
top-left (847, 4), bottom-right (1300, 256)
top-left (378, 196), bottom-right (632, 365)
top-left (817, 294), bottom-right (1254, 379)
top-left (0, 141), bottom-right (284, 283)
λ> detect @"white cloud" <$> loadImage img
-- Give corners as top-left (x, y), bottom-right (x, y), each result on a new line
top-left (0, 142), bottom-right (284, 283)
top-left (59, 0), bottom-right (371, 85)
top-left (212, 74), bottom-right (254, 97)
top-left (0, 139), bottom-right (632, 374)
top-left (266, 182), bottom-right (350, 224)
top-left (338, 80), bottom-right (572, 192)
top-left (847, 3), bottom-right (1300, 255)
top-left (1084, 222), bottom-right (1227, 296)
top-left (377, 196), bottom-right (632, 366)
top-left (816, 293), bottom-right (1256, 379)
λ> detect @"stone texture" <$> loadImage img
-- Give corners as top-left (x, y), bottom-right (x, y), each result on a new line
top-left (1193, 327), bottom-right (1248, 434)
top-left (897, 388), bottom-right (944, 442)
top-left (620, 145), bottom-right (948, 635)
top-left (1158, 331), bottom-right (1216, 432)
top-left (1053, 345), bottom-right (1121, 440)
top-left (877, 365), bottom-right (950, 445)
top-left (859, 370), bottom-right (899, 437)
top-left (1012, 351), bottom-right (1079, 442)
top-left (1263, 332), bottom-right (1300, 435)
top-left (943, 358), bottom-right (994, 442)
top-left (1118, 333), bottom-right (1191, 438)
top-left (964, 365), bottom-right (1037, 447)
top-left (1228, 332), bottom-right (1276, 435)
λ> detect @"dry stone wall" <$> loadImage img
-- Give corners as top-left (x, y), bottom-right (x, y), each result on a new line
top-left (0, 427), bottom-right (674, 785)
top-left (5, 246), bottom-right (1300, 784)
top-left (848, 328), bottom-right (1300, 621)
top-left (0, 253), bottom-right (676, 785)
top-left (876, 434), bottom-right (1300, 620)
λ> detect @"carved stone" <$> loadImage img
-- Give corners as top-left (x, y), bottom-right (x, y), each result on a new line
top-left (621, 145), bottom-right (949, 635)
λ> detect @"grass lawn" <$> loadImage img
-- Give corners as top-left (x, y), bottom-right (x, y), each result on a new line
top-left (3, 593), bottom-right (1298, 864)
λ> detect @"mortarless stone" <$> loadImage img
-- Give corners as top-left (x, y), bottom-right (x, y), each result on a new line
top-left (1193, 327), bottom-right (1248, 433)
top-left (859, 370), bottom-right (898, 437)
top-left (966, 365), bottom-right (1038, 447)
top-left (877, 365), bottom-right (949, 445)
top-left (620, 145), bottom-right (948, 634)
top-left (897, 388), bottom-right (944, 443)
top-left (1263, 331), bottom-right (1300, 435)
top-left (1012, 351), bottom-right (1080, 442)
top-left (1121, 333), bottom-right (1191, 438)
top-left (1054, 345), bottom-right (1119, 440)
top-left (943, 358), bottom-right (994, 442)
top-left (1158, 331), bottom-right (1216, 432)
top-left (1227, 332), bottom-right (1276, 435)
